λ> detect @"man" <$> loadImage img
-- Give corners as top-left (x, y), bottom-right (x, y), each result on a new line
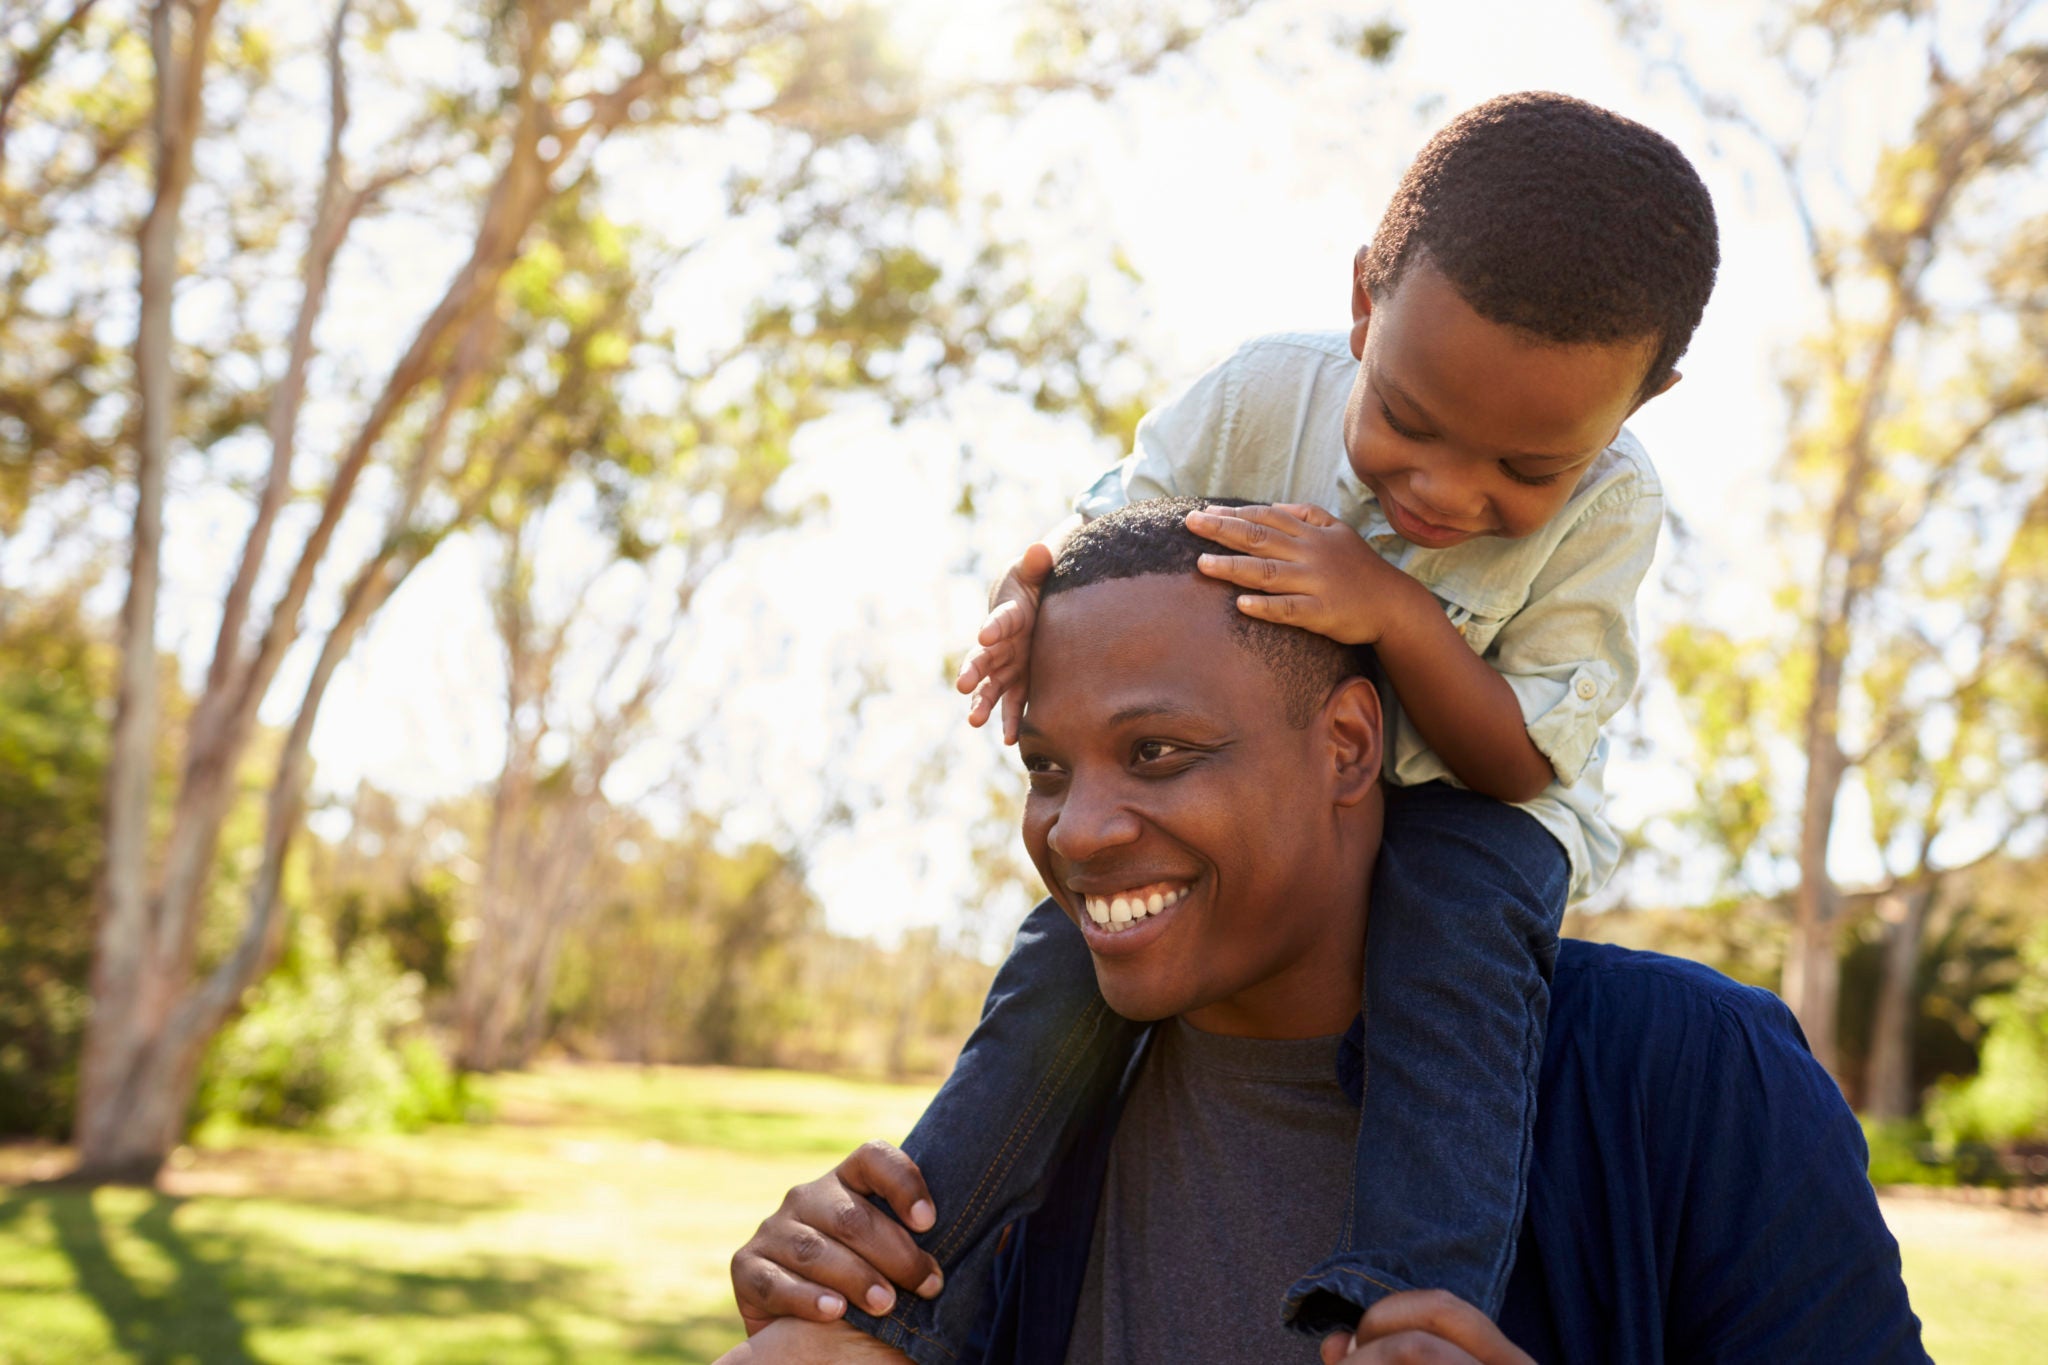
top-left (725, 499), bottom-right (1927, 1364)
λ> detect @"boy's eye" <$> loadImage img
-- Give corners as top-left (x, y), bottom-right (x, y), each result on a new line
top-left (1022, 753), bottom-right (1064, 780)
top-left (1378, 398), bottom-right (1430, 441)
top-left (1134, 740), bottom-right (1185, 764)
top-left (1502, 463), bottom-right (1564, 488)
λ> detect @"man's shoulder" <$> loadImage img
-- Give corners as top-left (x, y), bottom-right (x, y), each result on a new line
top-left (1550, 939), bottom-right (1807, 1068)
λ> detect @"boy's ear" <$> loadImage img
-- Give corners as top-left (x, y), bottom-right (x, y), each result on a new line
top-left (1324, 676), bottom-right (1383, 808)
top-left (1626, 367), bottom-right (1682, 416)
top-left (1349, 245), bottom-right (1373, 360)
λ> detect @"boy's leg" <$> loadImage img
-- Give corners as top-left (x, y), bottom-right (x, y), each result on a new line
top-left (847, 896), bottom-right (1143, 1364)
top-left (1283, 781), bottom-right (1570, 1335)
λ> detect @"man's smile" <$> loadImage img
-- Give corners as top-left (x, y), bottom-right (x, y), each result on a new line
top-left (1077, 879), bottom-right (1192, 932)
top-left (1067, 878), bottom-right (1198, 954)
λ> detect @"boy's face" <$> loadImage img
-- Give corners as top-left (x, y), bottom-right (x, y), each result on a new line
top-left (1017, 573), bottom-right (1381, 1039)
top-left (1342, 254), bottom-right (1675, 549)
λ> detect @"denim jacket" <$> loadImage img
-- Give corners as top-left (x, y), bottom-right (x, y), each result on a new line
top-left (972, 943), bottom-right (1930, 1365)
top-left (1075, 332), bottom-right (1663, 903)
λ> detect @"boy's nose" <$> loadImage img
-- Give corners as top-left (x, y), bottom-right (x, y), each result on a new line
top-left (1410, 474), bottom-right (1485, 524)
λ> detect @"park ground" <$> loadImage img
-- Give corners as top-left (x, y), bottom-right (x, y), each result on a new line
top-left (0, 1064), bottom-right (2043, 1364)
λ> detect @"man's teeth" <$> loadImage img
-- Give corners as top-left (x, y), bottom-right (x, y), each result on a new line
top-left (1083, 883), bottom-right (1190, 933)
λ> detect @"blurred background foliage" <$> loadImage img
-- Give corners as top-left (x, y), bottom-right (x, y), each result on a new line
top-left (0, 0), bottom-right (2043, 1199)
top-left (7, 4), bottom-right (2048, 1362)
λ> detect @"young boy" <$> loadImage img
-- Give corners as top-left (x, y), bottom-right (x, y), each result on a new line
top-left (848, 92), bottom-right (1718, 1358)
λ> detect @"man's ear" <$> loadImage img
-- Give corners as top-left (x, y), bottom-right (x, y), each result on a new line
top-left (1349, 245), bottom-right (1373, 360)
top-left (1323, 676), bottom-right (1382, 808)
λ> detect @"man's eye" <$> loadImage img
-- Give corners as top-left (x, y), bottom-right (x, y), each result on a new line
top-left (1134, 740), bottom-right (1184, 764)
top-left (1022, 754), bottom-right (1064, 778)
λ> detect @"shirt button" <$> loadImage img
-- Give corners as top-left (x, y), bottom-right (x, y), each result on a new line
top-left (1574, 677), bottom-right (1599, 701)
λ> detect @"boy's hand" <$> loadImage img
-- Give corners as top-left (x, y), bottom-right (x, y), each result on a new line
top-left (1186, 503), bottom-right (1412, 646)
top-left (730, 1141), bottom-right (944, 1336)
top-left (955, 540), bottom-right (1055, 744)
top-left (1318, 1290), bottom-right (1538, 1365)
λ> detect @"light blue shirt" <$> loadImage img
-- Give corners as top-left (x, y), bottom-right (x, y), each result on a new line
top-left (1074, 332), bottom-right (1663, 902)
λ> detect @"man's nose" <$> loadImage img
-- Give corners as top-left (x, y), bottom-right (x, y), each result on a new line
top-left (1045, 775), bottom-right (1143, 865)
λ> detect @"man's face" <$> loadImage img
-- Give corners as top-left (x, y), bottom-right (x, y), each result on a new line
top-left (1343, 258), bottom-right (1668, 549)
top-left (1017, 574), bottom-right (1377, 1038)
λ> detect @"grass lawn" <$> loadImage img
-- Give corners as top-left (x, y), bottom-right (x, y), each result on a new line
top-left (0, 1063), bottom-right (2041, 1363)
top-left (0, 1066), bottom-right (932, 1365)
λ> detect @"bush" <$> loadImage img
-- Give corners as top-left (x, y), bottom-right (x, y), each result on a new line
top-left (1927, 925), bottom-right (2048, 1148)
top-left (194, 920), bottom-right (482, 1137)
top-left (1863, 1119), bottom-right (1955, 1187)
top-left (0, 601), bottom-right (108, 1139)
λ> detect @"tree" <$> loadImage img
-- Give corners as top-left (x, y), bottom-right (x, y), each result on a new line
top-left (1621, 0), bottom-right (2048, 1090)
top-left (55, 0), bottom-right (1263, 1182)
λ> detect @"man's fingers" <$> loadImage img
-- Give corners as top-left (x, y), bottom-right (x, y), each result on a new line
top-left (1343, 1329), bottom-right (1479, 1363)
top-left (840, 1141), bottom-right (939, 1237)
top-left (781, 1155), bottom-right (942, 1300)
top-left (1322, 1331), bottom-right (1356, 1365)
top-left (1354, 1291), bottom-right (1534, 1365)
top-left (720, 1316), bottom-right (916, 1364)
top-left (732, 1251), bottom-right (850, 1332)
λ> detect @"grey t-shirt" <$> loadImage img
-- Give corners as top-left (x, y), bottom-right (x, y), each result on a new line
top-left (1063, 1018), bottom-right (1357, 1365)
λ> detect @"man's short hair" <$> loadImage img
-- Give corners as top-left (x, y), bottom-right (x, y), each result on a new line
top-left (1359, 91), bottom-right (1719, 398)
top-left (1042, 497), bottom-right (1375, 728)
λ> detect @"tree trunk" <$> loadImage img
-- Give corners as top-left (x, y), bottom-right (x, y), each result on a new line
top-left (1865, 884), bottom-right (1935, 1121)
top-left (73, 0), bottom-right (219, 1184)
top-left (1785, 690), bottom-right (1848, 1080)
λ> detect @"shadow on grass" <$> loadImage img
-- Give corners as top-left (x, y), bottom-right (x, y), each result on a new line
top-left (0, 1187), bottom-right (739, 1363)
top-left (0, 1188), bottom-right (260, 1363)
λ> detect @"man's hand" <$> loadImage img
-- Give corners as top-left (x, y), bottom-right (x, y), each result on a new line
top-left (713, 1316), bottom-right (915, 1364)
top-left (955, 539), bottom-right (1056, 744)
top-left (730, 1141), bottom-right (944, 1336)
top-left (1186, 503), bottom-right (1420, 646)
top-left (1317, 1291), bottom-right (1538, 1365)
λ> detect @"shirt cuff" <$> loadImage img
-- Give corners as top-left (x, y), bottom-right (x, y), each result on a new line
top-left (1073, 465), bottom-right (1130, 522)
top-left (1518, 662), bottom-right (1616, 787)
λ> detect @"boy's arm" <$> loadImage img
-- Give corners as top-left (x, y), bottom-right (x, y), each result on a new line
top-left (1185, 503), bottom-right (1554, 803)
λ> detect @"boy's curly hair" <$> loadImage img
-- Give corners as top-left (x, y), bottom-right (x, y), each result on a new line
top-left (1360, 91), bottom-right (1719, 398)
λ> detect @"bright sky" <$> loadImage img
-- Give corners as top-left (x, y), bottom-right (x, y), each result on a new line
top-left (7, 0), bottom-right (1928, 944)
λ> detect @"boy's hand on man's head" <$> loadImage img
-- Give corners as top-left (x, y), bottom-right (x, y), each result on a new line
top-left (956, 539), bottom-right (1055, 744)
top-left (1187, 503), bottom-right (1422, 647)
top-left (730, 1141), bottom-right (944, 1337)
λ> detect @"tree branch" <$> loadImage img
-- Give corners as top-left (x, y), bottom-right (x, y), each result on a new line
top-left (0, 0), bottom-right (99, 175)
